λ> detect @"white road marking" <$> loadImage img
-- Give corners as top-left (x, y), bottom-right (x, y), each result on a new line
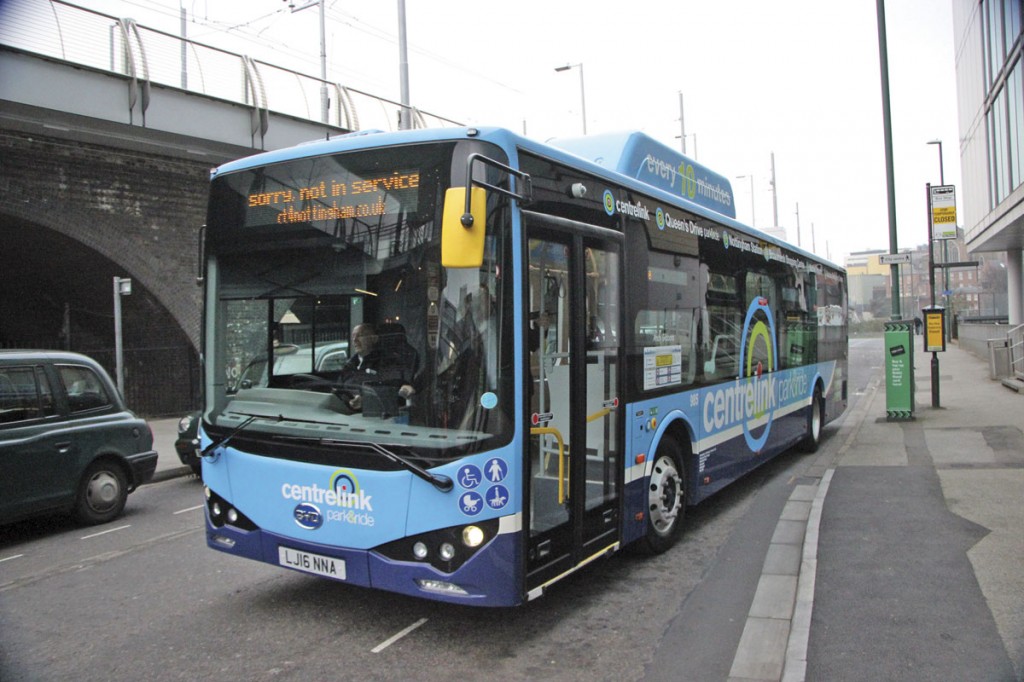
top-left (372, 618), bottom-right (428, 653)
top-left (0, 554), bottom-right (25, 564)
top-left (80, 525), bottom-right (131, 540)
top-left (174, 504), bottom-right (205, 515)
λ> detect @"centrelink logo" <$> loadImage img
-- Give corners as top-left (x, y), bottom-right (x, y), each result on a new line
top-left (701, 297), bottom-right (778, 452)
top-left (283, 468), bottom-right (376, 530)
top-left (281, 468), bottom-right (374, 512)
top-left (603, 189), bottom-right (651, 220)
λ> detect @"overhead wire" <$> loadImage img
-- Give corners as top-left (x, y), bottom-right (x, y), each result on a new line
top-left (98, 0), bottom-right (524, 97)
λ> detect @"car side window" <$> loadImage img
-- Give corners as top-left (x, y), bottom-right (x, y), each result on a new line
top-left (58, 365), bottom-right (113, 413)
top-left (0, 366), bottom-right (56, 424)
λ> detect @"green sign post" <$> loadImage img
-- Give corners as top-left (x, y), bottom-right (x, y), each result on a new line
top-left (884, 320), bottom-right (915, 421)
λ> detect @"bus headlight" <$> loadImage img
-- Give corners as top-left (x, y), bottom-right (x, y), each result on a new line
top-left (373, 518), bottom-right (499, 574)
top-left (462, 525), bottom-right (485, 548)
top-left (203, 488), bottom-right (258, 531)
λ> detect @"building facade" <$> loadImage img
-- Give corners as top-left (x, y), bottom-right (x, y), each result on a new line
top-left (953, 0), bottom-right (1024, 324)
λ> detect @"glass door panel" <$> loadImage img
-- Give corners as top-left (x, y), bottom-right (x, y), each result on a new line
top-left (525, 222), bottom-right (622, 588)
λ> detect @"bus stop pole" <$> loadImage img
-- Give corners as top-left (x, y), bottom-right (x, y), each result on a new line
top-left (926, 183), bottom-right (940, 408)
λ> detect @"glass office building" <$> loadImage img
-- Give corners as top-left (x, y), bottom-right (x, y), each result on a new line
top-left (954, 0), bottom-right (1024, 324)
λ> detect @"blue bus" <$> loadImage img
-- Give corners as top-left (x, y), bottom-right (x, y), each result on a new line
top-left (199, 127), bottom-right (847, 606)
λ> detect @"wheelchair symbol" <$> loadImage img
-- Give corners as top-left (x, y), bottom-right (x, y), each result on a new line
top-left (459, 464), bottom-right (482, 489)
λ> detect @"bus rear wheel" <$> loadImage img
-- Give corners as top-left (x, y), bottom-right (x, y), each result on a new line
top-left (801, 385), bottom-right (825, 452)
top-left (638, 438), bottom-right (687, 554)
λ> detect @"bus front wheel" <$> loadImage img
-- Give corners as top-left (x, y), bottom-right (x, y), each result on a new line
top-left (638, 438), bottom-right (687, 554)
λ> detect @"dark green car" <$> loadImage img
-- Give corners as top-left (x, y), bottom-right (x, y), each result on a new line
top-left (0, 350), bottom-right (158, 525)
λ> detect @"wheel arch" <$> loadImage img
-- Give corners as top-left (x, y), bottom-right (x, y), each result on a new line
top-left (84, 452), bottom-right (136, 491)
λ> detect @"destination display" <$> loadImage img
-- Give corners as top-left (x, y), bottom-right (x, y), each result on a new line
top-left (244, 168), bottom-right (421, 226)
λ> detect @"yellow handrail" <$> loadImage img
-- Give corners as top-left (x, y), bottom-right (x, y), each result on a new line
top-left (530, 426), bottom-right (567, 503)
top-left (531, 407), bottom-right (612, 505)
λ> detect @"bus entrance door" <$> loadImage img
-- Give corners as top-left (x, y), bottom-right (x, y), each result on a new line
top-left (525, 219), bottom-right (622, 596)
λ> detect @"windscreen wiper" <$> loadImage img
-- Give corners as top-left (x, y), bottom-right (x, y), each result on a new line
top-left (212, 413), bottom-right (454, 493)
top-left (317, 438), bottom-right (454, 493)
top-left (201, 413), bottom-right (272, 457)
top-left (364, 441), bottom-right (454, 493)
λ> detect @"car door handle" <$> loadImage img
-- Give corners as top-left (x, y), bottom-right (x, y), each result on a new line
top-left (55, 441), bottom-right (72, 453)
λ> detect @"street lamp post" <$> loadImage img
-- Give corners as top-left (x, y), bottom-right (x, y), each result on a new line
top-left (554, 63), bottom-right (586, 134)
top-left (288, 0), bottom-right (329, 124)
top-left (735, 174), bottom-right (755, 227)
top-left (678, 91), bottom-right (686, 154)
top-left (397, 0), bottom-right (411, 130)
top-left (112, 276), bottom-right (132, 398)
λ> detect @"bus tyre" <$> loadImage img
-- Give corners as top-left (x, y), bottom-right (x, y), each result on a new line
top-left (801, 386), bottom-right (825, 453)
top-left (639, 438), bottom-right (687, 554)
top-left (75, 460), bottom-right (128, 525)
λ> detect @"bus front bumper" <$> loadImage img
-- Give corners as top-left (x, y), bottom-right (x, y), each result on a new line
top-left (204, 517), bottom-right (522, 607)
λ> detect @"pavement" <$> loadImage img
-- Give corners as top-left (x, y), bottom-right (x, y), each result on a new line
top-left (727, 339), bottom-right (1024, 682)
top-left (143, 343), bottom-right (1024, 681)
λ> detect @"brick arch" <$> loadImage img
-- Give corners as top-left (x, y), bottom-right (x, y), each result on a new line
top-left (0, 131), bottom-right (208, 350)
top-left (0, 130), bottom-right (214, 414)
top-left (0, 201), bottom-right (199, 350)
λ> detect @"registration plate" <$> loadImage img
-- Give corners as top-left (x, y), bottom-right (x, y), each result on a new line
top-left (278, 546), bottom-right (346, 580)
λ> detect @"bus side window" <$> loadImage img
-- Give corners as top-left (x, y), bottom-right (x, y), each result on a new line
top-left (744, 271), bottom-right (778, 373)
top-left (635, 251), bottom-right (700, 388)
top-left (781, 273), bottom-right (816, 368)
top-left (704, 270), bottom-right (740, 380)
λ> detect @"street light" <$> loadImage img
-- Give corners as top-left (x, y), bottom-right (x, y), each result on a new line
top-left (735, 174), bottom-right (755, 227)
top-left (397, 0), bottom-right (411, 130)
top-left (288, 0), bottom-right (328, 124)
top-left (113, 276), bottom-right (132, 398)
top-left (927, 139), bottom-right (945, 184)
top-left (554, 63), bottom-right (586, 134)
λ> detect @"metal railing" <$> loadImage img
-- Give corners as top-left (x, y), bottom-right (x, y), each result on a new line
top-left (1008, 323), bottom-right (1024, 381)
top-left (0, 0), bottom-right (462, 132)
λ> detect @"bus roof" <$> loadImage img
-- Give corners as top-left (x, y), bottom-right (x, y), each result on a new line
top-left (548, 131), bottom-right (736, 220)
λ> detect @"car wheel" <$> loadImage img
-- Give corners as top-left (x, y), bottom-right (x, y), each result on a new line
top-left (636, 437), bottom-right (687, 554)
top-left (75, 460), bottom-right (128, 525)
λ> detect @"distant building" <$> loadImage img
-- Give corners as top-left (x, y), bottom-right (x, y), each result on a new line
top-left (844, 235), bottom-right (996, 321)
top-left (952, 1), bottom-right (1024, 324)
top-left (846, 250), bottom-right (891, 317)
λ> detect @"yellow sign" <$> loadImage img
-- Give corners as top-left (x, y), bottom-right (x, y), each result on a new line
top-left (930, 185), bottom-right (957, 240)
top-left (924, 310), bottom-right (945, 352)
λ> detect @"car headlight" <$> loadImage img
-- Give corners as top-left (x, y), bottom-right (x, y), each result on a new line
top-left (177, 414), bottom-right (195, 433)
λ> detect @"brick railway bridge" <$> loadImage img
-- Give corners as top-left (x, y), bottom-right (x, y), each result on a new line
top-left (0, 0), bottom-right (458, 415)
